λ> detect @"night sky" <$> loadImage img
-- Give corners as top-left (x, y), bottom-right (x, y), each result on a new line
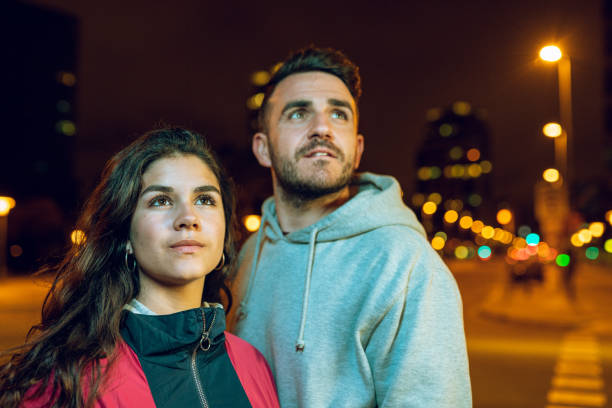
top-left (23, 0), bottom-right (606, 215)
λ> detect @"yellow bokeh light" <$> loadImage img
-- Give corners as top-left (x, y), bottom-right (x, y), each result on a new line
top-left (480, 160), bottom-right (492, 173)
top-left (513, 237), bottom-right (527, 249)
top-left (422, 201), bottom-right (438, 215)
top-left (589, 222), bottom-right (605, 238)
top-left (481, 226), bottom-right (495, 239)
top-left (539, 45), bottom-right (562, 62)
top-left (493, 228), bottom-right (504, 241)
top-left (471, 220), bottom-right (484, 234)
top-left (578, 228), bottom-right (592, 244)
top-left (251, 70), bottom-right (271, 86)
top-left (417, 167), bottom-right (431, 181)
top-left (459, 216), bottom-right (473, 229)
top-left (452, 101), bottom-right (472, 116)
top-left (0, 196), bottom-right (16, 216)
top-left (243, 215), bottom-right (261, 232)
top-left (58, 71), bottom-right (77, 86)
top-left (570, 233), bottom-right (584, 247)
top-left (70, 229), bottom-right (85, 245)
top-left (431, 236), bottom-right (446, 250)
top-left (427, 192), bottom-right (442, 205)
top-left (467, 163), bottom-right (482, 178)
top-left (605, 239), bottom-right (612, 253)
top-left (455, 246), bottom-right (469, 259)
top-left (466, 148), bottom-right (480, 162)
top-left (496, 209), bottom-right (513, 225)
top-left (542, 168), bottom-right (560, 183)
top-left (451, 164), bottom-right (465, 178)
top-left (444, 210), bottom-right (459, 224)
top-left (426, 108), bottom-right (441, 122)
top-left (542, 122), bottom-right (562, 138)
top-left (606, 210), bottom-right (612, 226)
top-left (246, 92), bottom-right (265, 110)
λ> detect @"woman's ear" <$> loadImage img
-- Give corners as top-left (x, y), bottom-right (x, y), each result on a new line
top-left (126, 240), bottom-right (133, 254)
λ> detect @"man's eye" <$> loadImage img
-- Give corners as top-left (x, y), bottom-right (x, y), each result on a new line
top-left (149, 195), bottom-right (172, 207)
top-left (332, 110), bottom-right (348, 120)
top-left (196, 194), bottom-right (217, 206)
top-left (288, 110), bottom-right (305, 120)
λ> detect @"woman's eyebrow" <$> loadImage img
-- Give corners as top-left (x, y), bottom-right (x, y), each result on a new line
top-left (194, 185), bottom-right (221, 195)
top-left (140, 185), bottom-right (172, 196)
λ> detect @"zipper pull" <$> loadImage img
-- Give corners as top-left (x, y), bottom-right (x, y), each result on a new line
top-left (199, 332), bottom-right (211, 352)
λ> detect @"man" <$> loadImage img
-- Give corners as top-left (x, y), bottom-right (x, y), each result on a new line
top-left (228, 47), bottom-right (471, 407)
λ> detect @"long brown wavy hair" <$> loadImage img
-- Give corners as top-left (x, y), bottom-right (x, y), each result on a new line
top-left (0, 128), bottom-right (237, 407)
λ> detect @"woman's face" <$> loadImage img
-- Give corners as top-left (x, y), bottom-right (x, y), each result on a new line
top-left (128, 154), bottom-right (225, 287)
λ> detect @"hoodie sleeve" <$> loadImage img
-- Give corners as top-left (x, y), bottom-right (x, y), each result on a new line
top-left (365, 250), bottom-right (472, 407)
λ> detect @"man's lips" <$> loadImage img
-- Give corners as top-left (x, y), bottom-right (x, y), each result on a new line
top-left (304, 149), bottom-right (337, 158)
top-left (170, 240), bottom-right (204, 253)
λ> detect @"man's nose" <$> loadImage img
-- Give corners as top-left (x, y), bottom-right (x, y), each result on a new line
top-left (309, 113), bottom-right (333, 139)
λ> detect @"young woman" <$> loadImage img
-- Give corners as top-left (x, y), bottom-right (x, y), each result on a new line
top-left (0, 128), bottom-right (279, 408)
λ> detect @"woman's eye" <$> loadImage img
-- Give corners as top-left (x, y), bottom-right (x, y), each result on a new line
top-left (196, 194), bottom-right (216, 206)
top-left (149, 196), bottom-right (172, 207)
top-left (332, 110), bottom-right (348, 120)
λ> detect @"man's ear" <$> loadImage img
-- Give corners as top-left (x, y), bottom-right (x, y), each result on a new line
top-left (252, 132), bottom-right (272, 168)
top-left (353, 134), bottom-right (365, 169)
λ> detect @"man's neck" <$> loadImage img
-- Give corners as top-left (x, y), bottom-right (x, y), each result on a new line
top-left (274, 185), bottom-right (357, 233)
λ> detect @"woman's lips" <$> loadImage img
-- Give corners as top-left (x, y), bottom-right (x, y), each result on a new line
top-left (170, 240), bottom-right (203, 254)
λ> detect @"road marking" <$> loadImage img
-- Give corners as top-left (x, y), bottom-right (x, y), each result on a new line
top-left (547, 390), bottom-right (607, 406)
top-left (551, 376), bottom-right (604, 390)
top-left (546, 332), bottom-right (608, 408)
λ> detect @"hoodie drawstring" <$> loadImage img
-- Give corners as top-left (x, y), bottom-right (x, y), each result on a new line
top-left (295, 227), bottom-right (320, 352)
top-left (238, 211), bottom-right (268, 322)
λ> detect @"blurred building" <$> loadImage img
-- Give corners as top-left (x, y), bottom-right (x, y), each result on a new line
top-left (2, 2), bottom-right (78, 272)
top-left (412, 102), bottom-right (494, 235)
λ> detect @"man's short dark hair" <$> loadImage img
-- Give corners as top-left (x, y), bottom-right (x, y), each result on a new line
top-left (258, 46), bottom-right (362, 132)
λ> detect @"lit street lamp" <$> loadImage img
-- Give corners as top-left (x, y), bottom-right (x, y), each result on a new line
top-left (0, 196), bottom-right (16, 278)
top-left (539, 45), bottom-right (572, 184)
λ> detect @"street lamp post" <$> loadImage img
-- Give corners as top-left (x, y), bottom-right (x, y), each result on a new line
top-left (0, 196), bottom-right (16, 278)
top-left (539, 45), bottom-right (572, 185)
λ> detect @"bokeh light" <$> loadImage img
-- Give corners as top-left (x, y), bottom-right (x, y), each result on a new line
top-left (70, 229), bottom-right (85, 245)
top-left (481, 226), bottom-right (494, 239)
top-left (542, 122), bottom-right (562, 138)
top-left (542, 168), bottom-right (560, 183)
top-left (471, 220), bottom-right (484, 234)
top-left (428, 192), bottom-right (442, 205)
top-left (431, 236), bottom-right (445, 250)
top-left (411, 193), bottom-right (425, 207)
top-left (526, 233), bottom-right (540, 246)
top-left (556, 253), bottom-right (570, 267)
top-left (570, 233), bottom-right (584, 247)
top-left (243, 214), bottom-right (261, 232)
top-left (578, 228), bottom-right (592, 244)
top-left (480, 160), bottom-right (493, 173)
top-left (455, 246), bottom-right (469, 259)
top-left (444, 210), bottom-right (459, 224)
top-left (251, 70), bottom-right (271, 86)
top-left (468, 194), bottom-right (482, 207)
top-left (0, 196), bottom-right (16, 216)
top-left (604, 239), bottom-right (612, 253)
top-left (496, 209), bottom-right (512, 225)
top-left (539, 45), bottom-right (562, 62)
top-left (459, 216), bottom-right (473, 229)
top-left (585, 247), bottom-right (599, 260)
top-left (247, 92), bottom-right (265, 110)
top-left (449, 146), bottom-right (463, 160)
top-left (452, 101), bottom-right (472, 116)
top-left (423, 201), bottom-right (437, 215)
top-left (517, 225), bottom-right (531, 238)
top-left (466, 148), bottom-right (480, 162)
top-left (439, 123), bottom-right (453, 137)
top-left (588, 222), bottom-right (604, 238)
top-left (478, 245), bottom-right (492, 259)
top-left (467, 163), bottom-right (482, 178)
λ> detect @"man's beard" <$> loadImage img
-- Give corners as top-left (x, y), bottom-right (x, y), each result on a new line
top-left (270, 140), bottom-right (355, 207)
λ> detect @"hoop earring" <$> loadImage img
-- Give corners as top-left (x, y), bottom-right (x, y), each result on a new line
top-left (125, 251), bottom-right (137, 273)
top-left (214, 252), bottom-right (225, 271)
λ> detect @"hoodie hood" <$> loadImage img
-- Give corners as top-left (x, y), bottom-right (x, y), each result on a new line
top-left (260, 172), bottom-right (425, 243)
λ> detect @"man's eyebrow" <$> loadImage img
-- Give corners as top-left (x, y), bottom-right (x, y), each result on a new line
top-left (281, 100), bottom-right (312, 116)
top-left (140, 185), bottom-right (221, 197)
top-left (329, 98), bottom-right (354, 115)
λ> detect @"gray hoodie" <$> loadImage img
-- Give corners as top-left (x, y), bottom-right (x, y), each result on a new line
top-left (233, 172), bottom-right (472, 407)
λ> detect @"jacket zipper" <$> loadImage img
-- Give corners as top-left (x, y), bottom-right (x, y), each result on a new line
top-left (191, 308), bottom-right (216, 408)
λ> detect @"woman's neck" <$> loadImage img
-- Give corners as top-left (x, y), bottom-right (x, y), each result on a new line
top-left (136, 274), bottom-right (205, 315)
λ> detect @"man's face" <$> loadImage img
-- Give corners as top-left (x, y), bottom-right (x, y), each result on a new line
top-left (254, 71), bottom-right (364, 200)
